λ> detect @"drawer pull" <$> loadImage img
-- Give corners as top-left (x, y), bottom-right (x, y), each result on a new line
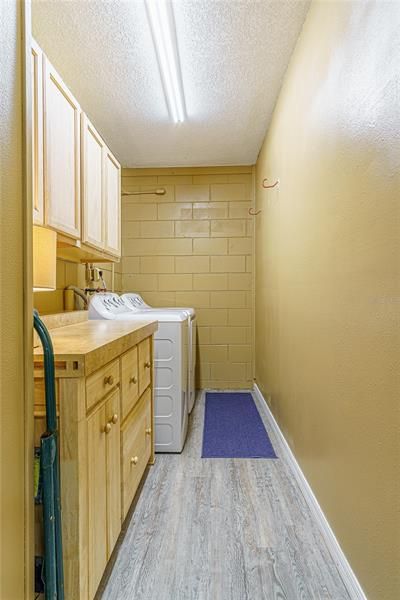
top-left (104, 423), bottom-right (112, 434)
top-left (144, 361), bottom-right (151, 369)
top-left (130, 456), bottom-right (139, 465)
top-left (104, 375), bottom-right (114, 386)
top-left (145, 427), bottom-right (152, 435)
top-left (111, 413), bottom-right (118, 424)
top-left (130, 375), bottom-right (137, 384)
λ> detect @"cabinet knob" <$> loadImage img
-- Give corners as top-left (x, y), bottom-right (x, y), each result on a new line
top-left (130, 456), bottom-right (139, 465)
top-left (104, 375), bottom-right (114, 386)
top-left (144, 361), bottom-right (151, 369)
top-left (104, 423), bottom-right (112, 434)
top-left (111, 413), bottom-right (118, 424)
top-left (145, 427), bottom-right (152, 435)
top-left (130, 375), bottom-right (137, 384)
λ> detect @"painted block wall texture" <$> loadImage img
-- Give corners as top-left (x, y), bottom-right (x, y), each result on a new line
top-left (121, 166), bottom-right (255, 390)
top-left (34, 258), bottom-right (122, 315)
top-left (255, 2), bottom-right (400, 598)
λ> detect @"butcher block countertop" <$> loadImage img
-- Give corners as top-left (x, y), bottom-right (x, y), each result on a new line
top-left (34, 318), bottom-right (158, 377)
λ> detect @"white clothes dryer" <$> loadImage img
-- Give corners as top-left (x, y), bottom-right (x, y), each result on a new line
top-left (122, 293), bottom-right (197, 413)
top-left (89, 293), bottom-right (189, 453)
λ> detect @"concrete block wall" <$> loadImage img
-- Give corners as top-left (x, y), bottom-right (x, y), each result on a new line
top-left (121, 166), bottom-right (255, 390)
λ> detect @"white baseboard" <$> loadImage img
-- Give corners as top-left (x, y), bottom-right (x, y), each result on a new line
top-left (253, 383), bottom-right (367, 600)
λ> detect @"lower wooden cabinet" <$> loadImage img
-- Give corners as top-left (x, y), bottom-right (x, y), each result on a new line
top-left (34, 332), bottom-right (154, 600)
top-left (121, 388), bottom-right (152, 519)
top-left (121, 345), bottom-right (139, 420)
top-left (87, 399), bottom-right (108, 598)
top-left (105, 391), bottom-right (122, 553)
top-left (87, 389), bottom-right (121, 598)
top-left (138, 337), bottom-right (151, 396)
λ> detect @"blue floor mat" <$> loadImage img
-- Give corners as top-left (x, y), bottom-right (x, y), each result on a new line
top-left (202, 392), bottom-right (277, 459)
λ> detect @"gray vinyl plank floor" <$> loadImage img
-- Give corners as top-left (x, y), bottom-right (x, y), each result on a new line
top-left (100, 391), bottom-right (351, 600)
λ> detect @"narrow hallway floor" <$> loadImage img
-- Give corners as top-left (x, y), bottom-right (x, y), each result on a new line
top-left (100, 392), bottom-right (351, 600)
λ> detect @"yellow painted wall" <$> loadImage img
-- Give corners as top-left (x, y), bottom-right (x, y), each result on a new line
top-left (121, 167), bottom-right (254, 389)
top-left (0, 1), bottom-right (30, 597)
top-left (33, 258), bottom-right (122, 315)
top-left (255, 2), bottom-right (400, 598)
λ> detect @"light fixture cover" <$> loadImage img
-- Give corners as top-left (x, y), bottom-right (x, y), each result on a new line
top-left (145, 0), bottom-right (186, 123)
top-left (33, 226), bottom-right (57, 292)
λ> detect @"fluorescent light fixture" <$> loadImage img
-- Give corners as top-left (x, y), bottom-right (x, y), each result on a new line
top-left (145, 0), bottom-right (186, 123)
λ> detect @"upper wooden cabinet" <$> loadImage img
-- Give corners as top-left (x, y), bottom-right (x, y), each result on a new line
top-left (81, 115), bottom-right (122, 256)
top-left (31, 39), bottom-right (44, 225)
top-left (104, 148), bottom-right (121, 257)
top-left (81, 114), bottom-right (105, 251)
top-left (31, 39), bottom-right (121, 260)
top-left (43, 56), bottom-right (81, 239)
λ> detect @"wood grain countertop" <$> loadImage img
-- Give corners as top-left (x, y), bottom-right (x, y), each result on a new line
top-left (34, 318), bottom-right (158, 377)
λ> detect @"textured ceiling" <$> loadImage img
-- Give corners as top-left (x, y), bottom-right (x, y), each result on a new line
top-left (32, 0), bottom-right (310, 167)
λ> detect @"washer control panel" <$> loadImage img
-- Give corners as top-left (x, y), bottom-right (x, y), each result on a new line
top-left (89, 293), bottom-right (133, 319)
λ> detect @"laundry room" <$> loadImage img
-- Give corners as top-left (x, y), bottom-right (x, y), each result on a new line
top-left (1, 1), bottom-right (399, 600)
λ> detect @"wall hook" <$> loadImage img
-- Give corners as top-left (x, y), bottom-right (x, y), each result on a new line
top-left (248, 207), bottom-right (262, 216)
top-left (262, 178), bottom-right (279, 189)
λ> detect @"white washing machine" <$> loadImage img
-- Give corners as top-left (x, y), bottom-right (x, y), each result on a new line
top-left (122, 293), bottom-right (197, 413)
top-left (89, 293), bottom-right (189, 453)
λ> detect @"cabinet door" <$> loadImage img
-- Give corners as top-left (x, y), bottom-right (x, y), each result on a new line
top-left (104, 148), bottom-right (121, 257)
top-left (121, 346), bottom-right (139, 421)
top-left (138, 337), bottom-right (151, 397)
top-left (87, 404), bottom-right (107, 598)
top-left (31, 39), bottom-right (44, 224)
top-left (120, 389), bottom-right (152, 519)
top-left (81, 113), bottom-right (105, 251)
top-left (105, 391), bottom-right (121, 554)
top-left (43, 56), bottom-right (81, 239)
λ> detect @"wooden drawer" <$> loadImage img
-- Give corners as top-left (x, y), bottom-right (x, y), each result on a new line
top-left (86, 359), bottom-right (120, 412)
top-left (121, 388), bottom-right (152, 519)
top-left (138, 337), bottom-right (151, 397)
top-left (121, 346), bottom-right (139, 422)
